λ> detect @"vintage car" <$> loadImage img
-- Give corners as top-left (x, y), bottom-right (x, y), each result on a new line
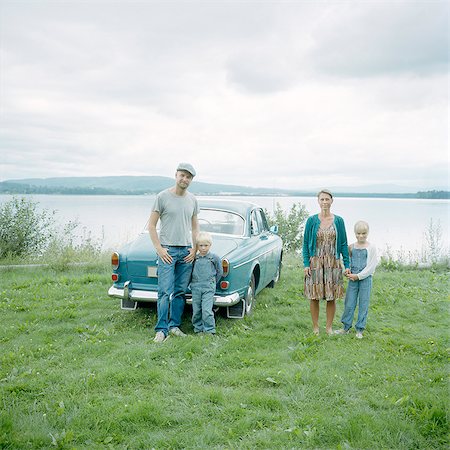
top-left (108, 199), bottom-right (283, 318)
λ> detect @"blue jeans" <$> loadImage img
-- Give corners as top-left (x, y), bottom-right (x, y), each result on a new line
top-left (341, 276), bottom-right (372, 332)
top-left (191, 281), bottom-right (216, 333)
top-left (155, 246), bottom-right (193, 336)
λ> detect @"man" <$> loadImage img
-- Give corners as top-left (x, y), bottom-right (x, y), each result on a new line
top-left (148, 163), bottom-right (199, 343)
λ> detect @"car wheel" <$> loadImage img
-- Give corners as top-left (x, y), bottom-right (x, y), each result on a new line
top-left (245, 274), bottom-right (256, 315)
top-left (268, 260), bottom-right (282, 288)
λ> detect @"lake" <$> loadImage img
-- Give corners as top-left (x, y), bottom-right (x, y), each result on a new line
top-left (1, 194), bottom-right (448, 260)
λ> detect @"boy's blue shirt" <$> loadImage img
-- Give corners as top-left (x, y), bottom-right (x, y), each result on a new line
top-left (302, 214), bottom-right (350, 269)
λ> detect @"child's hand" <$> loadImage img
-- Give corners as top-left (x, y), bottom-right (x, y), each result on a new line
top-left (347, 273), bottom-right (359, 281)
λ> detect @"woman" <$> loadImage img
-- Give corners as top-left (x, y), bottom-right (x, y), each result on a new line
top-left (303, 189), bottom-right (350, 335)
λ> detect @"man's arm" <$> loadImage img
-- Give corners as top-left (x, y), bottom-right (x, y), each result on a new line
top-left (184, 214), bottom-right (199, 263)
top-left (148, 210), bottom-right (172, 264)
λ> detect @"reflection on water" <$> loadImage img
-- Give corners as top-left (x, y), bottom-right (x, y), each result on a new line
top-left (0, 194), bottom-right (448, 257)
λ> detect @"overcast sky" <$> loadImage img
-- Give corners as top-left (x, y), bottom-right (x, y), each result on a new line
top-left (0, 0), bottom-right (448, 191)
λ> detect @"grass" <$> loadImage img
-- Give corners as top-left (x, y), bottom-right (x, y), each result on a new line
top-left (0, 256), bottom-right (448, 449)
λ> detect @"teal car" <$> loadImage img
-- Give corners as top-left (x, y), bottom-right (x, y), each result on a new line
top-left (108, 199), bottom-right (283, 318)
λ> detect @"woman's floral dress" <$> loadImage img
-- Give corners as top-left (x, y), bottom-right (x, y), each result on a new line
top-left (304, 225), bottom-right (344, 301)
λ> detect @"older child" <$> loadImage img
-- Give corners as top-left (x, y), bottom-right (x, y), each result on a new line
top-left (191, 231), bottom-right (223, 335)
top-left (335, 221), bottom-right (378, 339)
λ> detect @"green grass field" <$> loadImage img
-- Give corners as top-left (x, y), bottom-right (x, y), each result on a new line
top-left (1, 257), bottom-right (448, 449)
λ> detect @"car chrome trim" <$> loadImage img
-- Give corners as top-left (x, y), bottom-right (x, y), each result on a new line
top-left (108, 285), bottom-right (241, 306)
top-left (200, 207), bottom-right (245, 221)
top-left (233, 246), bottom-right (277, 269)
top-left (123, 280), bottom-right (130, 299)
top-left (108, 285), bottom-right (158, 301)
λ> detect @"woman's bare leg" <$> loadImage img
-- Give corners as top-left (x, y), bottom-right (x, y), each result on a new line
top-left (326, 300), bottom-right (336, 334)
top-left (310, 299), bottom-right (320, 334)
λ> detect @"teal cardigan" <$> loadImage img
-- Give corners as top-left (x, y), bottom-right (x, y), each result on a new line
top-left (302, 214), bottom-right (350, 269)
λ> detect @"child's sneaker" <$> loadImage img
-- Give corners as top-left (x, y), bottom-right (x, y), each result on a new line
top-left (334, 328), bottom-right (349, 335)
top-left (356, 331), bottom-right (363, 339)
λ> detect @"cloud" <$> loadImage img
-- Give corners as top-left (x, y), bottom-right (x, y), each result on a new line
top-left (310, 2), bottom-right (449, 77)
top-left (0, 1), bottom-right (447, 191)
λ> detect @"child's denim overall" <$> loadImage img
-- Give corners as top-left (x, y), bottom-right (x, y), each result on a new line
top-left (191, 254), bottom-right (218, 333)
top-left (341, 248), bottom-right (372, 332)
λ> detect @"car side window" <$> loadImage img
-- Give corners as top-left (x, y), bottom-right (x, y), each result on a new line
top-left (251, 209), bottom-right (268, 235)
top-left (251, 211), bottom-right (261, 235)
top-left (258, 209), bottom-right (269, 232)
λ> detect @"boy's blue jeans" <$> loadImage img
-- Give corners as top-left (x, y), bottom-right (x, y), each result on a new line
top-left (191, 281), bottom-right (216, 333)
top-left (341, 276), bottom-right (372, 332)
top-left (155, 246), bottom-right (193, 336)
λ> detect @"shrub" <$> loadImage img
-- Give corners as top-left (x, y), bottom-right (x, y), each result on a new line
top-left (423, 218), bottom-right (446, 264)
top-left (380, 219), bottom-right (449, 270)
top-left (265, 202), bottom-right (309, 253)
top-left (0, 196), bottom-right (56, 258)
top-left (45, 220), bottom-right (103, 270)
top-left (0, 196), bottom-right (104, 264)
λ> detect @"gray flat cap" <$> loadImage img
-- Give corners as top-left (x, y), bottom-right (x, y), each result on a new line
top-left (177, 162), bottom-right (196, 177)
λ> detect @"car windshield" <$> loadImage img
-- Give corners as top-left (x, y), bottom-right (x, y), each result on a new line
top-left (198, 209), bottom-right (245, 236)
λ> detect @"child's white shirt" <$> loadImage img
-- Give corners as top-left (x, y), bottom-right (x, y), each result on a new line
top-left (350, 242), bottom-right (378, 280)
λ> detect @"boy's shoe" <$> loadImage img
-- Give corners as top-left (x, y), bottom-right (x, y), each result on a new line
top-left (153, 331), bottom-right (167, 343)
top-left (356, 332), bottom-right (363, 339)
top-left (169, 327), bottom-right (187, 337)
top-left (334, 328), bottom-right (350, 335)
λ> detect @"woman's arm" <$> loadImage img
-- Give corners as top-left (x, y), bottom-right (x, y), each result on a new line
top-left (302, 217), bottom-right (312, 268)
top-left (302, 217), bottom-right (313, 276)
top-left (337, 217), bottom-right (350, 270)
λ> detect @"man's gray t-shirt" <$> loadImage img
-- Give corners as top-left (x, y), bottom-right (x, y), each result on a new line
top-left (153, 189), bottom-right (199, 246)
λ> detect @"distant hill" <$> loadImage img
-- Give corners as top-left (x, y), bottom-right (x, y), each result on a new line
top-left (0, 176), bottom-right (448, 199)
top-left (0, 176), bottom-right (296, 196)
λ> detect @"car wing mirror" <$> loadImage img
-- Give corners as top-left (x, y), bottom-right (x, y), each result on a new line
top-left (270, 225), bottom-right (278, 234)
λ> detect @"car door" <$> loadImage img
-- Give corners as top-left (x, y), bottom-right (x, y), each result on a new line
top-left (250, 208), bottom-right (273, 288)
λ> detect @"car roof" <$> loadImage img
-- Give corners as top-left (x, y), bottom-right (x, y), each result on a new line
top-left (198, 198), bottom-right (261, 216)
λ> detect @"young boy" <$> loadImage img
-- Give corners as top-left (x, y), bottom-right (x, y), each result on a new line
top-left (190, 231), bottom-right (223, 335)
top-left (335, 221), bottom-right (378, 339)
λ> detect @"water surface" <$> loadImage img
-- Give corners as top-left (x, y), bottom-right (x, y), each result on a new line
top-left (1, 194), bottom-right (448, 259)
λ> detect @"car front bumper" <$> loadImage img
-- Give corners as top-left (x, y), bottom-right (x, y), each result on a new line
top-left (108, 282), bottom-right (241, 307)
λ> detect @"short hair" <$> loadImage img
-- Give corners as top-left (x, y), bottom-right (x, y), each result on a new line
top-left (317, 189), bottom-right (333, 199)
top-left (354, 220), bottom-right (369, 232)
top-left (197, 231), bottom-right (212, 245)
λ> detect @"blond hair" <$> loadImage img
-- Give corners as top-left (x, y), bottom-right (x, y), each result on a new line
top-left (354, 220), bottom-right (369, 232)
top-left (196, 231), bottom-right (213, 245)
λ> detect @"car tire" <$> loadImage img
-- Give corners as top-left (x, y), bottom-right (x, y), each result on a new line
top-left (244, 274), bottom-right (256, 315)
top-left (268, 260), bottom-right (282, 288)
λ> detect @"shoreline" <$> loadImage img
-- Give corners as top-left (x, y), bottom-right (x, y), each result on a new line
top-left (1, 192), bottom-right (449, 200)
